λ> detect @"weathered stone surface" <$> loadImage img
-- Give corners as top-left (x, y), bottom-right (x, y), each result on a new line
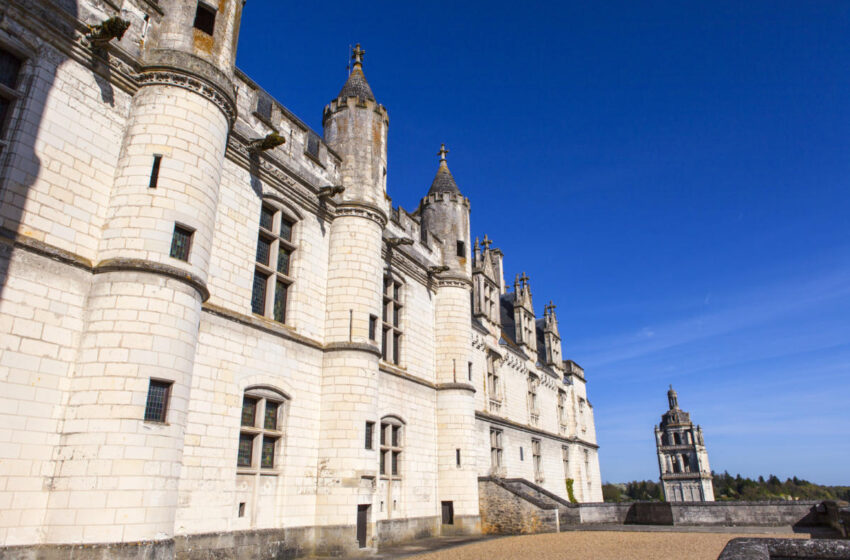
top-left (718, 538), bottom-right (850, 560)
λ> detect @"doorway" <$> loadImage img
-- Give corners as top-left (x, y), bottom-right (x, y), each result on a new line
top-left (356, 504), bottom-right (370, 548)
top-left (441, 501), bottom-right (454, 525)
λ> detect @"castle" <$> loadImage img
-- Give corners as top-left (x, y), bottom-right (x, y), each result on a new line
top-left (655, 386), bottom-right (714, 502)
top-left (0, 0), bottom-right (601, 556)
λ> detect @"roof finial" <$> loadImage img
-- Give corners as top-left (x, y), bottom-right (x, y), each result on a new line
top-left (352, 43), bottom-right (365, 68)
top-left (438, 143), bottom-right (449, 163)
top-left (482, 234), bottom-right (492, 250)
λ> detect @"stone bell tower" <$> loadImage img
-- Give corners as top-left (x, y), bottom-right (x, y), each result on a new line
top-left (51, 0), bottom-right (244, 545)
top-left (316, 44), bottom-right (389, 551)
top-left (655, 386), bottom-right (714, 502)
top-left (419, 146), bottom-right (480, 534)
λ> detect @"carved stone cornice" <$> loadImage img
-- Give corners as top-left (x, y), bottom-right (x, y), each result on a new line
top-left (335, 202), bottom-right (387, 227)
top-left (137, 69), bottom-right (237, 126)
top-left (434, 276), bottom-right (472, 289)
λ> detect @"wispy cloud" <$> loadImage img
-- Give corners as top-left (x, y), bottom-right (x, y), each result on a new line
top-left (572, 266), bottom-right (850, 370)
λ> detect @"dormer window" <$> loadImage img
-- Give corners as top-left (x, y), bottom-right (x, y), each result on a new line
top-left (193, 2), bottom-right (216, 35)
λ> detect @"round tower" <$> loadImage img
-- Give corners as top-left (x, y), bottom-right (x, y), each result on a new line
top-left (420, 145), bottom-right (471, 276)
top-left (420, 148), bottom-right (480, 534)
top-left (315, 45), bottom-right (388, 552)
top-left (50, 0), bottom-right (242, 546)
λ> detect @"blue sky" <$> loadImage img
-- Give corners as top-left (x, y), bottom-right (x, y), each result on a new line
top-left (236, 1), bottom-right (850, 485)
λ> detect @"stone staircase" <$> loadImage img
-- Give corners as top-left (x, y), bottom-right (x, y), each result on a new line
top-left (478, 477), bottom-right (579, 534)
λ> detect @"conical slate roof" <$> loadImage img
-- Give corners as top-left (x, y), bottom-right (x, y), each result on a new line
top-left (337, 44), bottom-right (375, 101)
top-left (338, 65), bottom-right (375, 101)
top-left (428, 144), bottom-right (461, 194)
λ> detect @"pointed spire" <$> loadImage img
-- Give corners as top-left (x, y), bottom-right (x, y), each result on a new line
top-left (428, 143), bottom-right (461, 194)
top-left (337, 43), bottom-right (376, 101)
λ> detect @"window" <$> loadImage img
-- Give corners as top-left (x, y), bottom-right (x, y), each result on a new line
top-left (584, 449), bottom-right (591, 488)
top-left (381, 277), bottom-right (402, 365)
top-left (148, 154), bottom-right (163, 189)
top-left (673, 432), bottom-right (681, 445)
top-left (369, 315), bottom-right (378, 341)
top-left (144, 379), bottom-right (172, 422)
top-left (557, 390), bottom-right (567, 427)
top-left (456, 240), bottom-right (465, 257)
top-left (519, 446), bottom-right (524, 461)
top-left (365, 421), bottom-right (374, 450)
top-left (379, 419), bottom-right (402, 479)
top-left (489, 428), bottom-right (503, 468)
top-left (237, 388), bottom-right (285, 471)
top-left (252, 203), bottom-right (295, 323)
top-left (255, 93), bottom-right (273, 122)
top-left (486, 355), bottom-right (499, 400)
top-left (0, 48), bottom-right (23, 153)
top-left (305, 132), bottom-right (320, 160)
top-left (527, 375), bottom-right (539, 417)
top-left (682, 454), bottom-right (691, 472)
top-left (532, 438), bottom-right (542, 482)
top-left (562, 445), bottom-right (570, 478)
top-left (169, 224), bottom-right (193, 262)
top-left (456, 448), bottom-right (461, 468)
top-left (193, 2), bottom-right (216, 35)
top-left (467, 361), bottom-right (472, 382)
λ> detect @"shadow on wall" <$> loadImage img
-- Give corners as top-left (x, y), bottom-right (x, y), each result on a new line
top-left (0, 0), bottom-right (78, 303)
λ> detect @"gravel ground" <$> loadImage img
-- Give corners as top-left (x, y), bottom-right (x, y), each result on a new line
top-left (405, 531), bottom-right (808, 560)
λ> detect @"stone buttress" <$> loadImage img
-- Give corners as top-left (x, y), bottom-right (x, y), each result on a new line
top-left (420, 147), bottom-right (481, 533)
top-left (316, 45), bottom-right (389, 551)
top-left (49, 0), bottom-right (242, 545)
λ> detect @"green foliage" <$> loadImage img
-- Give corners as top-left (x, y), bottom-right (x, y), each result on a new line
top-left (602, 480), bottom-right (664, 502)
top-left (565, 478), bottom-right (577, 503)
top-left (712, 471), bottom-right (850, 502)
top-left (603, 474), bottom-right (850, 503)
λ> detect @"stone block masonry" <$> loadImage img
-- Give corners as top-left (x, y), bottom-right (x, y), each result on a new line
top-left (0, 0), bottom-right (603, 557)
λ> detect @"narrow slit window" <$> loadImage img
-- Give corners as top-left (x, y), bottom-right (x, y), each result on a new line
top-left (148, 154), bottom-right (162, 188)
top-left (457, 240), bottom-right (465, 257)
top-left (456, 448), bottom-right (461, 467)
top-left (369, 315), bottom-right (378, 341)
top-left (193, 2), bottom-right (216, 35)
top-left (365, 421), bottom-right (374, 450)
top-left (169, 224), bottom-right (194, 262)
top-left (144, 379), bottom-right (172, 423)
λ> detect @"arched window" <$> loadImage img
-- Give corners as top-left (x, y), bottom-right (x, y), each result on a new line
top-left (379, 416), bottom-right (404, 479)
top-left (252, 201), bottom-right (297, 323)
top-left (237, 386), bottom-right (287, 472)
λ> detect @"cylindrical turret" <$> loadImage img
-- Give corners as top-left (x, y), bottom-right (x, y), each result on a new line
top-left (420, 145), bottom-right (471, 277)
top-left (420, 147), bottom-right (480, 534)
top-left (315, 45), bottom-right (388, 553)
top-left (49, 0), bottom-right (242, 545)
top-left (322, 45), bottom-right (388, 209)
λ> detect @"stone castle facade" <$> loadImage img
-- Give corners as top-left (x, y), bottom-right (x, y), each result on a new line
top-left (0, 0), bottom-right (602, 556)
top-left (655, 386), bottom-right (714, 502)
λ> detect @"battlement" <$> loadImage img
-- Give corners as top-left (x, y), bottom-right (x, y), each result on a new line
top-left (420, 190), bottom-right (470, 208)
top-left (322, 96), bottom-right (389, 125)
